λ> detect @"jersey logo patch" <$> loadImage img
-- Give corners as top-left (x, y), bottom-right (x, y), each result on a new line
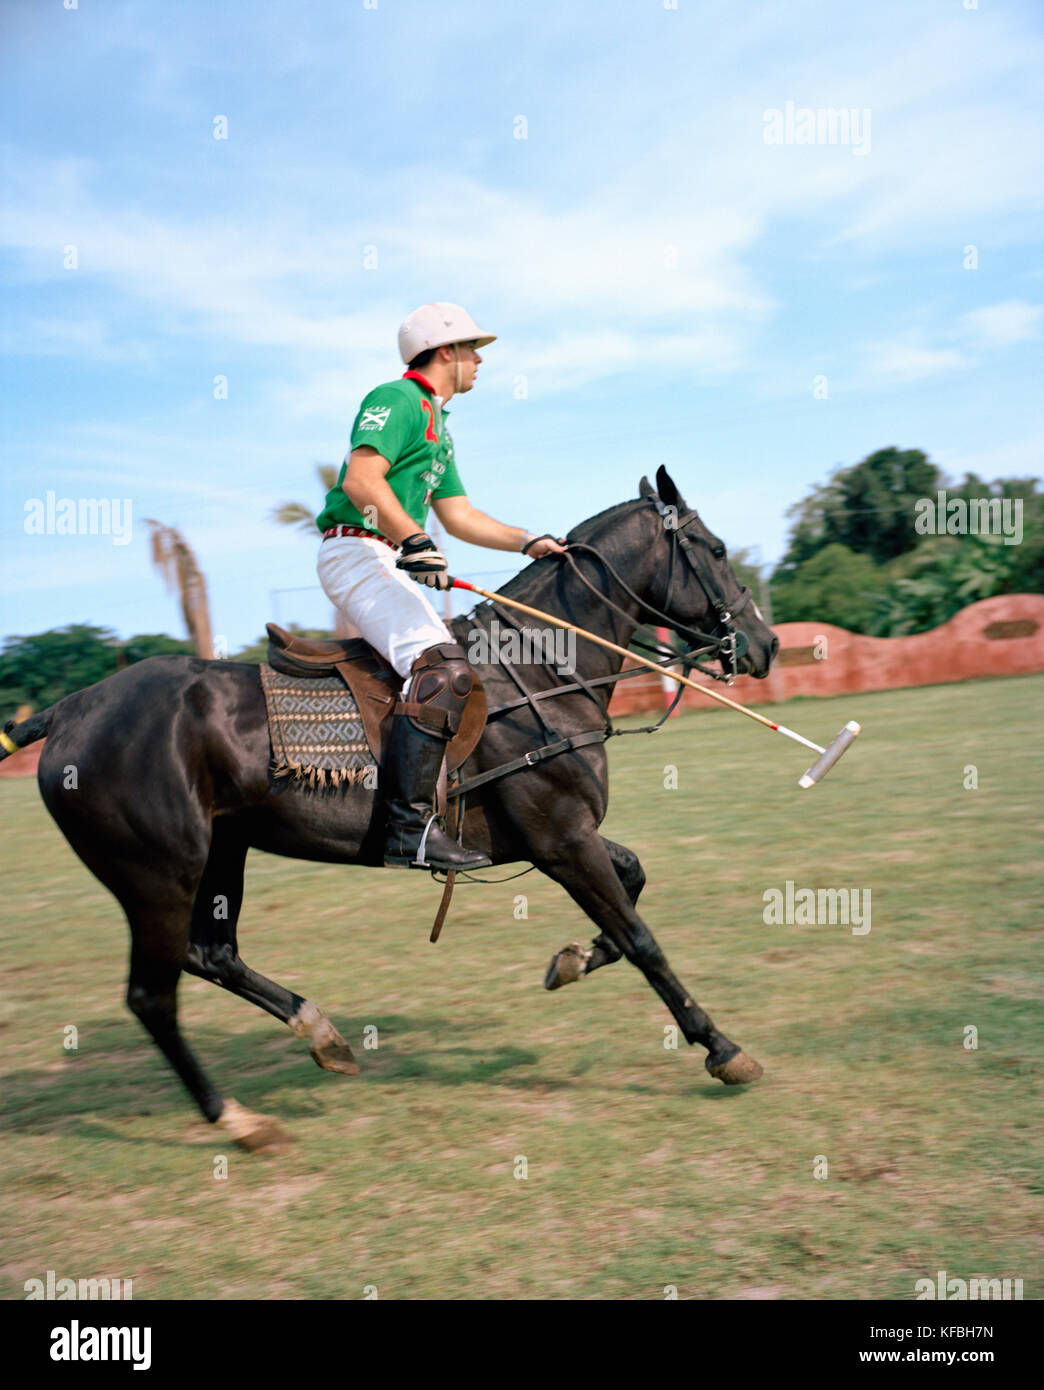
top-left (359, 406), bottom-right (391, 431)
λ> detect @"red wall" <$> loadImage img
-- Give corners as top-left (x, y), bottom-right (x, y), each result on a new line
top-left (608, 594), bottom-right (1044, 717)
top-left (0, 741), bottom-right (41, 779)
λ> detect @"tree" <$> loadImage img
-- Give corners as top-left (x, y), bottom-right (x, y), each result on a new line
top-left (0, 625), bottom-right (120, 709)
top-left (121, 633), bottom-right (196, 664)
top-left (145, 520), bottom-right (215, 658)
top-left (771, 454), bottom-right (1043, 635)
top-left (948, 474), bottom-right (1044, 595)
top-left (775, 447), bottom-right (940, 578)
top-left (869, 531), bottom-right (1038, 636)
top-left (771, 544), bottom-right (881, 631)
top-left (0, 627), bottom-right (193, 710)
top-left (272, 464), bottom-right (339, 533)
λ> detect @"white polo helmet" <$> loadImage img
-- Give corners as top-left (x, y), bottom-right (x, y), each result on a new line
top-left (398, 302), bottom-right (497, 365)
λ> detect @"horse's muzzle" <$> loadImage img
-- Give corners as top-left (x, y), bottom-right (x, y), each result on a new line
top-left (738, 631), bottom-right (778, 679)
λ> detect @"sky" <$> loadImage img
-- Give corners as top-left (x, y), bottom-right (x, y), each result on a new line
top-left (2, 0), bottom-right (1042, 652)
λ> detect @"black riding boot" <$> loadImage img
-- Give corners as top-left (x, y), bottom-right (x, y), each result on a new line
top-left (382, 714), bottom-right (492, 870)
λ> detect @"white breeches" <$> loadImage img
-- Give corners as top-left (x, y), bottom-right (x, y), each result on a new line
top-left (317, 535), bottom-right (454, 679)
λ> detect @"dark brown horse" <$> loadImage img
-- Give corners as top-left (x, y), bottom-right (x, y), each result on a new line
top-left (3, 468), bottom-right (778, 1150)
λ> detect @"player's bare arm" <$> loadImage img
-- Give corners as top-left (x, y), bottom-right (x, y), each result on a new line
top-left (433, 495), bottom-right (565, 557)
top-left (342, 446), bottom-right (420, 545)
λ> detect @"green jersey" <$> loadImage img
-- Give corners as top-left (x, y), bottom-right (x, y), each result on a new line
top-left (316, 372), bottom-right (467, 536)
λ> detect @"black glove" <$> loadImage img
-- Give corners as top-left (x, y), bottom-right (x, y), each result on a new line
top-left (396, 532), bottom-right (451, 590)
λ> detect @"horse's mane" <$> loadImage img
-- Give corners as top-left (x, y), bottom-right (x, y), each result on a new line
top-left (493, 496), bottom-right (645, 604)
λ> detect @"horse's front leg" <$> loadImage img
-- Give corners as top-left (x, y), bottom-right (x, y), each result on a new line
top-left (544, 836), bottom-right (632, 988)
top-left (538, 832), bottom-right (763, 1084)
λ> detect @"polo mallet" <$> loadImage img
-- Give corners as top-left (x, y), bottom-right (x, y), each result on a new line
top-left (451, 578), bottom-right (860, 787)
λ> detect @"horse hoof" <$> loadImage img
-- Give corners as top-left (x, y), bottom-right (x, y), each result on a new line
top-left (310, 1041), bottom-right (361, 1076)
top-left (290, 1001), bottom-right (359, 1073)
top-left (544, 942), bottom-right (592, 990)
top-left (706, 1050), bottom-right (764, 1085)
top-left (217, 1098), bottom-right (294, 1154)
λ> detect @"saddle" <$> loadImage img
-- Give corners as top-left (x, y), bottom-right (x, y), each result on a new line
top-left (264, 623), bottom-right (486, 773)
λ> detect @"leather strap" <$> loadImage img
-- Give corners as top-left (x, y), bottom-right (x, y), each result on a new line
top-left (448, 728), bottom-right (606, 799)
top-left (430, 767), bottom-right (460, 943)
top-left (429, 872), bottom-right (455, 943)
top-left (521, 532), bottom-right (558, 556)
top-left (394, 699), bottom-right (458, 737)
top-left (471, 606), bottom-right (561, 741)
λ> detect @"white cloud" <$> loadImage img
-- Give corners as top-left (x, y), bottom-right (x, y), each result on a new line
top-left (3, 0), bottom-right (1041, 652)
top-left (2, 0), bottom-right (1041, 413)
top-left (1, 158), bottom-right (769, 354)
top-left (863, 337), bottom-right (972, 383)
top-left (0, 317), bottom-right (151, 362)
top-left (958, 300), bottom-right (1043, 349)
top-left (861, 299), bottom-right (1042, 386)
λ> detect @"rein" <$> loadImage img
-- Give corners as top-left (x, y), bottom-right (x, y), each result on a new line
top-left (561, 502), bottom-right (755, 685)
top-left (447, 503), bottom-right (748, 803)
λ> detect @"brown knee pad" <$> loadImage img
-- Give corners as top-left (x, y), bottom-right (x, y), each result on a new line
top-left (395, 643), bottom-right (474, 740)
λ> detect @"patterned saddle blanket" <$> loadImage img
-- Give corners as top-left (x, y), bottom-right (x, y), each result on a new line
top-left (258, 624), bottom-right (488, 790)
top-left (259, 664), bottom-right (377, 788)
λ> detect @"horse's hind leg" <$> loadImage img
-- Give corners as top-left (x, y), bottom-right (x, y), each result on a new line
top-left (539, 831), bottom-right (762, 1084)
top-left (544, 836), bottom-right (633, 989)
top-left (185, 822), bottom-right (360, 1075)
top-left (124, 899), bottom-right (292, 1153)
top-left (38, 804), bottom-right (284, 1144)
top-left (126, 936), bottom-right (223, 1123)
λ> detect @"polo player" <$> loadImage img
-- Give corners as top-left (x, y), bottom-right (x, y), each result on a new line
top-left (317, 302), bottom-right (565, 871)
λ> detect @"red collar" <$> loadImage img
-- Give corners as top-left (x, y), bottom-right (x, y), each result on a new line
top-left (402, 370), bottom-right (438, 395)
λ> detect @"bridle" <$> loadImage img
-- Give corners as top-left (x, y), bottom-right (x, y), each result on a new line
top-left (561, 499), bottom-right (755, 685)
top-left (443, 499), bottom-right (759, 856)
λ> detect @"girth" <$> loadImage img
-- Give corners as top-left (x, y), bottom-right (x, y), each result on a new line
top-left (448, 729), bottom-right (607, 799)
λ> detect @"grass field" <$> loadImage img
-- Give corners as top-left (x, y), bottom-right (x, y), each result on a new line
top-left (1, 675), bottom-right (1041, 1301)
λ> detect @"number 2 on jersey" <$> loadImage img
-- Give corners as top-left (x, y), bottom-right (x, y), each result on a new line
top-left (419, 399), bottom-right (438, 443)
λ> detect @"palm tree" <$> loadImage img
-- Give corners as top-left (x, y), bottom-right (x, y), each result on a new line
top-left (271, 464), bottom-right (340, 532)
top-left (145, 520), bottom-right (215, 659)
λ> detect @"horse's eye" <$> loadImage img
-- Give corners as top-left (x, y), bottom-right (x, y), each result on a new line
top-left (712, 545), bottom-right (725, 560)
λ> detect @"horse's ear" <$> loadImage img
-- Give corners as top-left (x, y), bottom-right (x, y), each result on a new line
top-left (638, 475), bottom-right (657, 501)
top-left (655, 466), bottom-right (687, 511)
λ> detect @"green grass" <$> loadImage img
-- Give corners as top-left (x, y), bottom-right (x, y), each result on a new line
top-left (1, 674), bottom-right (1041, 1300)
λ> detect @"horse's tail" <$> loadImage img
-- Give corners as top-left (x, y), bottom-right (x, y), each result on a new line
top-left (0, 706), bottom-right (55, 762)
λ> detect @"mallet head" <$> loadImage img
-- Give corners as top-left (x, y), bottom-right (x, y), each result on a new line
top-left (798, 720), bottom-right (861, 788)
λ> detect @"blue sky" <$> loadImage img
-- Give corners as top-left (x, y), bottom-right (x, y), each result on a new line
top-left (2, 0), bottom-right (1042, 652)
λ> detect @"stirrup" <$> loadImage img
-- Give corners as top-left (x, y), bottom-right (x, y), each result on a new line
top-left (383, 812), bottom-right (492, 871)
top-left (412, 812), bottom-right (438, 868)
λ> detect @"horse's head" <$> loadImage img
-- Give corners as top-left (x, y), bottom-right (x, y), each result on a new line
top-left (631, 466), bottom-right (779, 680)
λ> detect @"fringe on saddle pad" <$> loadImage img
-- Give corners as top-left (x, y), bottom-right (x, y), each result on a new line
top-left (259, 662), bottom-right (377, 788)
